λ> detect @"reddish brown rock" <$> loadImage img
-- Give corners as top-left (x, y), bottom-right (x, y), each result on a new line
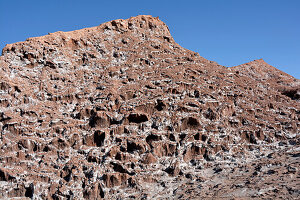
top-left (0, 15), bottom-right (299, 199)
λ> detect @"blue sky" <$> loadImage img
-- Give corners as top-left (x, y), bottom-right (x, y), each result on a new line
top-left (1, 0), bottom-right (299, 78)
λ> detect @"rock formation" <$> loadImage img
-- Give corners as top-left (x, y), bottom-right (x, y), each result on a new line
top-left (0, 15), bottom-right (299, 199)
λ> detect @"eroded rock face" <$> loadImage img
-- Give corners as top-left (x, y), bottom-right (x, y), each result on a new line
top-left (0, 15), bottom-right (299, 199)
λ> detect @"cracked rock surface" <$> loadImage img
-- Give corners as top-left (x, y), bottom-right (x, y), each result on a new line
top-left (0, 15), bottom-right (299, 199)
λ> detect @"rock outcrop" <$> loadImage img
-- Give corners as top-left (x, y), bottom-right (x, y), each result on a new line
top-left (0, 15), bottom-right (299, 199)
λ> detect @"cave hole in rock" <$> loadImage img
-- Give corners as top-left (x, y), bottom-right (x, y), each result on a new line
top-left (164, 166), bottom-right (175, 175)
top-left (201, 134), bottom-right (207, 142)
top-left (187, 102), bottom-right (198, 108)
top-left (186, 117), bottom-right (199, 128)
top-left (43, 145), bottom-right (50, 152)
top-left (146, 134), bottom-right (161, 146)
top-left (0, 170), bottom-right (11, 181)
top-left (168, 133), bottom-right (176, 141)
top-left (155, 99), bottom-right (165, 111)
top-left (14, 86), bottom-right (21, 93)
top-left (94, 130), bottom-right (105, 147)
top-left (25, 183), bottom-right (34, 198)
top-left (112, 162), bottom-right (128, 174)
top-left (179, 133), bottom-right (187, 145)
top-left (128, 177), bottom-right (136, 187)
top-left (131, 162), bottom-right (135, 169)
top-left (115, 152), bottom-right (122, 160)
top-left (281, 88), bottom-right (299, 100)
top-left (167, 125), bottom-right (174, 131)
top-left (84, 170), bottom-right (94, 179)
top-left (194, 133), bottom-right (200, 140)
top-left (179, 133), bottom-right (186, 141)
top-left (127, 140), bottom-right (142, 153)
top-left (127, 113), bottom-right (148, 123)
top-left (99, 185), bottom-right (105, 198)
top-left (163, 36), bottom-right (170, 42)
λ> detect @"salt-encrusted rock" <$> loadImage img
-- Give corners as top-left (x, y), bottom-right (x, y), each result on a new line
top-left (0, 15), bottom-right (299, 199)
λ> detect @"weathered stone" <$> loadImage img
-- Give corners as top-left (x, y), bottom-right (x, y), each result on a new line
top-left (0, 15), bottom-right (299, 199)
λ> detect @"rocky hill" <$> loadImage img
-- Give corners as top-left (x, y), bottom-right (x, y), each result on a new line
top-left (0, 15), bottom-right (299, 199)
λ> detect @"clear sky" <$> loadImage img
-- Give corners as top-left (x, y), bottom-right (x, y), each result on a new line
top-left (1, 0), bottom-right (299, 78)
